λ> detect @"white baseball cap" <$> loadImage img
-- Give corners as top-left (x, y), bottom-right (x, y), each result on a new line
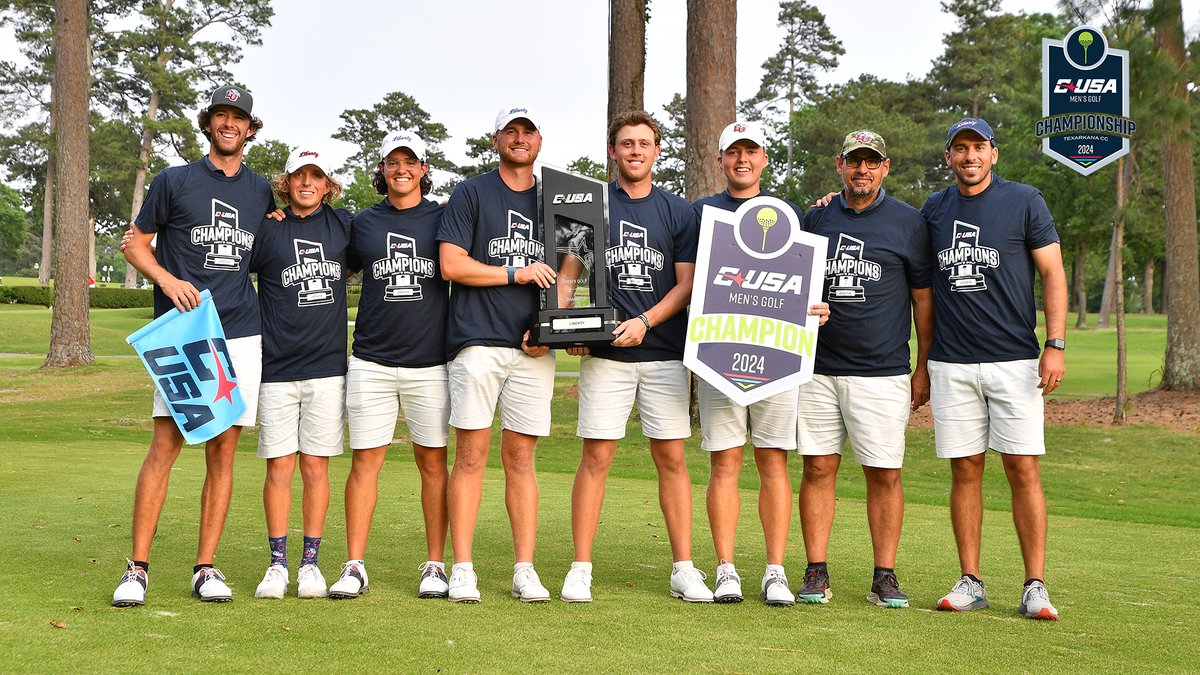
top-left (284, 146), bottom-right (334, 175)
top-left (494, 106), bottom-right (541, 133)
top-left (718, 121), bottom-right (767, 154)
top-left (378, 130), bottom-right (428, 163)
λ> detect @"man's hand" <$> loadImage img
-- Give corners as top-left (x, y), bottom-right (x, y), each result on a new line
top-left (515, 262), bottom-right (556, 289)
top-left (265, 208), bottom-right (286, 221)
top-left (911, 365), bottom-right (930, 411)
top-left (119, 228), bottom-right (135, 252)
top-left (1037, 347), bottom-right (1066, 396)
top-left (811, 191), bottom-right (838, 208)
top-left (158, 276), bottom-right (203, 312)
top-left (566, 346), bottom-right (590, 356)
top-left (809, 302), bottom-right (831, 326)
top-left (610, 316), bottom-right (648, 348)
top-left (521, 330), bottom-right (550, 358)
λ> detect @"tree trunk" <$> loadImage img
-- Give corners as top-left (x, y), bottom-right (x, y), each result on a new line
top-left (1113, 157), bottom-right (1128, 424)
top-left (684, 0), bottom-right (735, 202)
top-left (1141, 258), bottom-right (1155, 313)
top-left (45, 0), bottom-right (95, 368)
top-left (124, 41), bottom-right (170, 288)
top-left (39, 87), bottom-right (55, 287)
top-left (1155, 0), bottom-right (1200, 389)
top-left (1073, 239), bottom-right (1088, 328)
top-left (607, 0), bottom-right (646, 181)
top-left (1096, 224), bottom-right (1118, 328)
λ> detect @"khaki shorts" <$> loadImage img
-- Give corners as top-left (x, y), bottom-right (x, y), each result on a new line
top-left (346, 356), bottom-right (450, 449)
top-left (796, 373), bottom-right (911, 469)
top-left (928, 359), bottom-right (1045, 459)
top-left (256, 376), bottom-right (346, 459)
top-left (698, 379), bottom-right (797, 451)
top-left (448, 346), bottom-right (555, 436)
top-left (576, 356), bottom-right (691, 440)
top-left (152, 334), bottom-right (261, 428)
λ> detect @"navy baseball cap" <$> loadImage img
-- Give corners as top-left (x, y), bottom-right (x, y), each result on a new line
top-left (206, 85), bottom-right (254, 116)
top-left (946, 117), bottom-right (995, 148)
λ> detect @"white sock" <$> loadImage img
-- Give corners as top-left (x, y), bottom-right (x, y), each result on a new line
top-left (673, 560), bottom-right (694, 573)
top-left (514, 562), bottom-right (534, 573)
top-left (765, 564), bottom-right (785, 575)
top-left (452, 562), bottom-right (473, 573)
top-left (570, 561), bottom-right (593, 572)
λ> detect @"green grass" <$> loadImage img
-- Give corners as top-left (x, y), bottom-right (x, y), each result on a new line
top-left (1, 353), bottom-right (1198, 672)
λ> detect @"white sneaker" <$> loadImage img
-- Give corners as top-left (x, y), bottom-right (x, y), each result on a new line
top-left (112, 560), bottom-right (147, 607)
top-left (448, 566), bottom-right (481, 603)
top-left (560, 567), bottom-right (593, 603)
top-left (937, 575), bottom-right (989, 612)
top-left (418, 562), bottom-right (449, 599)
top-left (297, 564), bottom-right (328, 599)
top-left (254, 564), bottom-right (288, 599)
top-left (1019, 580), bottom-right (1060, 620)
top-left (761, 567), bottom-right (795, 607)
top-left (191, 567), bottom-right (232, 602)
top-left (713, 563), bottom-right (743, 603)
top-left (329, 561), bottom-right (369, 599)
top-left (670, 566), bottom-right (714, 603)
top-left (512, 566), bottom-right (551, 603)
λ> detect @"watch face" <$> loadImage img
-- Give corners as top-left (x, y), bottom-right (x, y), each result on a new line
top-left (1045, 338), bottom-right (1066, 350)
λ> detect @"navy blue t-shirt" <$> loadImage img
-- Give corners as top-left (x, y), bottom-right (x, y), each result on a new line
top-left (921, 175), bottom-right (1059, 363)
top-left (801, 189), bottom-right (933, 376)
top-left (135, 157), bottom-right (274, 338)
top-left (589, 182), bottom-right (698, 363)
top-left (249, 205), bottom-right (351, 382)
top-left (349, 198), bottom-right (449, 368)
top-left (437, 170), bottom-right (544, 358)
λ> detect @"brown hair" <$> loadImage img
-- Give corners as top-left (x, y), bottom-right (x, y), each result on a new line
top-left (272, 170), bottom-right (344, 206)
top-left (607, 111), bottom-right (662, 148)
top-left (197, 107), bottom-right (264, 144)
top-left (372, 159), bottom-right (433, 197)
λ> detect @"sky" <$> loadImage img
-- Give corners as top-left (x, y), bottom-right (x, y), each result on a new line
top-left (2, 0), bottom-right (1199, 175)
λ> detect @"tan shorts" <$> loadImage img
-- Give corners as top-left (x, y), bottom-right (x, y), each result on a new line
top-left (448, 346), bottom-right (555, 436)
top-left (796, 373), bottom-right (910, 469)
top-left (698, 379), bottom-right (797, 451)
top-left (346, 356), bottom-right (450, 449)
top-left (256, 376), bottom-right (346, 459)
top-left (928, 359), bottom-right (1045, 459)
top-left (576, 356), bottom-right (691, 441)
top-left (152, 334), bottom-right (261, 428)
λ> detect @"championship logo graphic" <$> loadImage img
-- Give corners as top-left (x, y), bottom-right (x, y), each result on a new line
top-left (1038, 26), bottom-right (1135, 175)
top-left (937, 221), bottom-right (999, 293)
top-left (374, 232), bottom-right (435, 302)
top-left (606, 220), bottom-right (664, 292)
top-left (825, 233), bottom-right (882, 303)
top-left (488, 209), bottom-right (544, 267)
top-left (193, 198), bottom-right (254, 271)
top-left (127, 290), bottom-right (246, 445)
top-left (684, 197), bottom-right (827, 406)
top-left (282, 238), bottom-right (341, 307)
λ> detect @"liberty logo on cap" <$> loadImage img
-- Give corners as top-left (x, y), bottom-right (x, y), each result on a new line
top-left (734, 124), bottom-right (747, 133)
top-left (854, 132), bottom-right (876, 143)
top-left (300, 150), bottom-right (319, 159)
top-left (225, 89), bottom-right (241, 102)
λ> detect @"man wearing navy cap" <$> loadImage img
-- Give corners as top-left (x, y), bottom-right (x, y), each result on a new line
top-left (923, 117), bottom-right (1067, 621)
top-left (115, 85), bottom-right (275, 607)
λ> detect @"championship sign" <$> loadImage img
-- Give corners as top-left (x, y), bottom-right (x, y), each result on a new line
top-left (127, 289), bottom-right (246, 444)
top-left (1038, 26), bottom-right (1135, 175)
top-left (684, 196), bottom-right (826, 407)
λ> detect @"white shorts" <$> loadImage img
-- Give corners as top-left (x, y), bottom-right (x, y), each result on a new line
top-left (346, 355), bottom-right (450, 449)
top-left (152, 334), bottom-right (262, 428)
top-left (698, 379), bottom-right (797, 451)
top-left (576, 356), bottom-right (691, 441)
top-left (928, 359), bottom-right (1045, 459)
top-left (448, 346), bottom-right (555, 436)
top-left (796, 373), bottom-right (910, 469)
top-left (256, 376), bottom-right (346, 459)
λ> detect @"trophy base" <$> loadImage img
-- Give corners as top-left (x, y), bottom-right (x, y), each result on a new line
top-left (529, 307), bottom-right (627, 348)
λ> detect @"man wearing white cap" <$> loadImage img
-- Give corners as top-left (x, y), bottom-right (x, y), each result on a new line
top-left (329, 130), bottom-right (453, 601)
top-left (692, 121), bottom-right (828, 607)
top-left (115, 85), bottom-right (275, 606)
top-left (247, 146), bottom-right (351, 600)
top-left (437, 107), bottom-right (557, 603)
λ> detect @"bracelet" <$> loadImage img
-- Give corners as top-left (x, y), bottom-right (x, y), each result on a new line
top-left (507, 266), bottom-right (516, 285)
top-left (637, 313), bottom-right (651, 330)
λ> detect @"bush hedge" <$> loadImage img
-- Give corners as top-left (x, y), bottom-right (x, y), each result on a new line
top-left (0, 286), bottom-right (153, 308)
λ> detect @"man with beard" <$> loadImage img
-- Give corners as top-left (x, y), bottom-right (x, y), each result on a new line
top-left (437, 107), bottom-right (556, 603)
top-left (924, 118), bottom-right (1066, 621)
top-left (114, 85), bottom-right (274, 606)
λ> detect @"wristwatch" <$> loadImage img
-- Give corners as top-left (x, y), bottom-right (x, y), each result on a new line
top-left (1044, 338), bottom-right (1066, 351)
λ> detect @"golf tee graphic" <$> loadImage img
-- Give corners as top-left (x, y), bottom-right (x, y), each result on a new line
top-left (685, 197), bottom-right (827, 406)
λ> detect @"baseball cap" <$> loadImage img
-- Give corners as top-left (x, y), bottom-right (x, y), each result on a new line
top-left (718, 121), bottom-right (767, 153)
top-left (378, 130), bottom-right (428, 163)
top-left (494, 106), bottom-right (541, 133)
top-left (841, 130), bottom-right (888, 158)
top-left (206, 85), bottom-right (253, 116)
top-left (946, 117), bottom-right (996, 148)
top-left (284, 147), bottom-right (334, 175)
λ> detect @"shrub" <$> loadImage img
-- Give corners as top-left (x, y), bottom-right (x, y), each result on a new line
top-left (89, 287), bottom-right (154, 308)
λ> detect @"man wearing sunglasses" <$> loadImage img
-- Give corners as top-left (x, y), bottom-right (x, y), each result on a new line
top-left (794, 130), bottom-right (934, 610)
